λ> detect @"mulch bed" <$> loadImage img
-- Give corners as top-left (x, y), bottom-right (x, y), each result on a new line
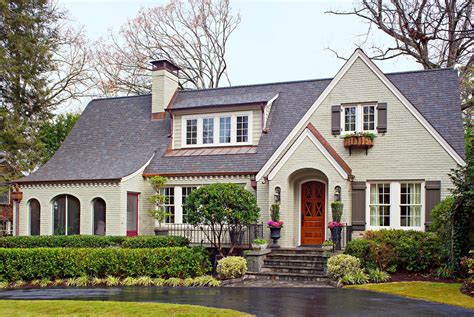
top-left (388, 272), bottom-right (460, 283)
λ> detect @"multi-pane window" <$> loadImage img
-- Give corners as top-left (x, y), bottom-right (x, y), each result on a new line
top-left (236, 115), bottom-right (249, 143)
top-left (344, 106), bottom-right (357, 131)
top-left (162, 187), bottom-right (175, 223)
top-left (369, 184), bottom-right (391, 227)
top-left (202, 118), bottom-right (214, 144)
top-left (186, 119), bottom-right (197, 145)
top-left (400, 183), bottom-right (421, 227)
top-left (219, 117), bottom-right (231, 143)
top-left (363, 105), bottom-right (375, 131)
top-left (181, 187), bottom-right (197, 223)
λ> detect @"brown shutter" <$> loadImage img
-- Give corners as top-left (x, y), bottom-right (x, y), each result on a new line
top-left (425, 181), bottom-right (441, 227)
top-left (377, 102), bottom-right (387, 133)
top-left (332, 105), bottom-right (341, 135)
top-left (352, 181), bottom-right (366, 231)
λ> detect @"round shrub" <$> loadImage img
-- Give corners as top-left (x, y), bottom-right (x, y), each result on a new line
top-left (216, 256), bottom-right (247, 279)
top-left (344, 238), bottom-right (376, 269)
top-left (327, 254), bottom-right (361, 280)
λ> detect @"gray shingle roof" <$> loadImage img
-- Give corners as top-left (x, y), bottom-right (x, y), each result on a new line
top-left (17, 68), bottom-right (464, 182)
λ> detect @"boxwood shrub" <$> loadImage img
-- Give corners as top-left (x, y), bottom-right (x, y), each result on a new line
top-left (0, 247), bottom-right (209, 281)
top-left (345, 229), bottom-right (445, 273)
top-left (0, 235), bottom-right (188, 248)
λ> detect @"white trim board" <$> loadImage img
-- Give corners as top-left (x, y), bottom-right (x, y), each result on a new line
top-left (267, 128), bottom-right (349, 181)
top-left (122, 154), bottom-right (155, 182)
top-left (257, 49), bottom-right (465, 181)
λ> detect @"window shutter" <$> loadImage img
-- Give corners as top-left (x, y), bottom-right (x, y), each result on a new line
top-left (352, 181), bottom-right (366, 231)
top-left (331, 105), bottom-right (341, 135)
top-left (425, 181), bottom-right (441, 228)
top-left (377, 102), bottom-right (387, 133)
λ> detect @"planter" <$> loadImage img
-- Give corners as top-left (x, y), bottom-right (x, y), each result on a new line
top-left (154, 228), bottom-right (169, 236)
top-left (343, 135), bottom-right (374, 148)
top-left (229, 229), bottom-right (244, 245)
top-left (269, 227), bottom-right (282, 249)
top-left (330, 226), bottom-right (342, 250)
top-left (251, 243), bottom-right (268, 250)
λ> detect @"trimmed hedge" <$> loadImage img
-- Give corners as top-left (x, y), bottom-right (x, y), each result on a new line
top-left (0, 235), bottom-right (189, 248)
top-left (0, 247), bottom-right (210, 281)
top-left (345, 229), bottom-right (445, 273)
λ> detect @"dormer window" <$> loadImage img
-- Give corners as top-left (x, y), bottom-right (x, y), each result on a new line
top-left (182, 111), bottom-right (252, 148)
top-left (342, 104), bottom-right (377, 133)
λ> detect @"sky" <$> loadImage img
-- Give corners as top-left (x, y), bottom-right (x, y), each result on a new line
top-left (60, 0), bottom-right (420, 107)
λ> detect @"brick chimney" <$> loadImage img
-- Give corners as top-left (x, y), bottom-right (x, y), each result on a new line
top-left (150, 60), bottom-right (179, 119)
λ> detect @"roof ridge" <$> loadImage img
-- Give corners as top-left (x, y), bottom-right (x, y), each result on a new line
top-left (90, 93), bottom-right (151, 102)
top-left (385, 67), bottom-right (455, 76)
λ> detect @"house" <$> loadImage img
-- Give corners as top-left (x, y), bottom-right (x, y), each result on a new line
top-left (13, 50), bottom-right (465, 247)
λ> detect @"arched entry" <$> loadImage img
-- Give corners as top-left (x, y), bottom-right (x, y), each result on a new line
top-left (301, 181), bottom-right (325, 245)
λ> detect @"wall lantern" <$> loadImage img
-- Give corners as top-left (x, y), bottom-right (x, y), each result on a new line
top-left (274, 186), bottom-right (281, 203)
top-left (334, 186), bottom-right (342, 201)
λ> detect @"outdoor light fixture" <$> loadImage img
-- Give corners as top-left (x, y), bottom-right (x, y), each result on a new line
top-left (274, 186), bottom-right (281, 203)
top-left (334, 186), bottom-right (341, 201)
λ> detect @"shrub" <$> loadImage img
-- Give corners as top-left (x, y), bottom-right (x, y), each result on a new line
top-left (367, 269), bottom-right (390, 283)
top-left (0, 247), bottom-right (210, 281)
top-left (193, 275), bottom-right (221, 287)
top-left (327, 254), bottom-right (361, 280)
top-left (338, 268), bottom-right (369, 286)
top-left (331, 201), bottom-right (343, 222)
top-left (0, 235), bottom-right (188, 249)
top-left (345, 238), bottom-right (375, 269)
top-left (216, 256), bottom-right (247, 279)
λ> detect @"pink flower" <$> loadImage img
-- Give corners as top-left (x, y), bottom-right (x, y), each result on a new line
top-left (267, 221), bottom-right (284, 228)
top-left (328, 221), bottom-right (343, 229)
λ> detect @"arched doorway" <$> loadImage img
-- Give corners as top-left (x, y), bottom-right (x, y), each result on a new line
top-left (28, 199), bottom-right (41, 236)
top-left (301, 181), bottom-right (326, 245)
top-left (92, 198), bottom-right (106, 235)
top-left (52, 195), bottom-right (80, 235)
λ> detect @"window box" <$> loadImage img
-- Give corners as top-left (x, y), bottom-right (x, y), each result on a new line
top-left (343, 135), bottom-right (374, 148)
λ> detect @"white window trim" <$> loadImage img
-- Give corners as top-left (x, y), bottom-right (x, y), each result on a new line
top-left (340, 103), bottom-right (377, 134)
top-left (366, 181), bottom-right (425, 231)
top-left (160, 186), bottom-right (200, 225)
top-left (181, 111), bottom-right (253, 148)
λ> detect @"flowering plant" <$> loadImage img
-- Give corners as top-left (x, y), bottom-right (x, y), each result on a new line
top-left (328, 221), bottom-right (343, 229)
top-left (267, 220), bottom-right (284, 228)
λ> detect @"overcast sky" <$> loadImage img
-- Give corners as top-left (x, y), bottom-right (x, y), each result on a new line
top-left (61, 0), bottom-right (420, 94)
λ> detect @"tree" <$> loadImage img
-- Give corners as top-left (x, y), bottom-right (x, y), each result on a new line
top-left (146, 176), bottom-right (173, 229)
top-left (38, 112), bottom-right (80, 164)
top-left (92, 0), bottom-right (240, 96)
top-left (0, 0), bottom-right (91, 180)
top-left (327, 0), bottom-right (473, 112)
top-left (183, 183), bottom-right (260, 257)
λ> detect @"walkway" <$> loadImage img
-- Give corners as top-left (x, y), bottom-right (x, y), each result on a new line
top-left (0, 287), bottom-right (471, 316)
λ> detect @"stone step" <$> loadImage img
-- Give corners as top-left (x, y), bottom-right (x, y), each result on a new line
top-left (267, 254), bottom-right (327, 262)
top-left (247, 271), bottom-right (330, 283)
top-left (270, 248), bottom-right (324, 255)
top-left (262, 265), bottom-right (325, 275)
top-left (264, 259), bottom-right (325, 269)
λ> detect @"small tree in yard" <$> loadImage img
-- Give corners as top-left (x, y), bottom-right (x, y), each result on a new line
top-left (183, 183), bottom-right (260, 257)
top-left (146, 176), bottom-right (172, 229)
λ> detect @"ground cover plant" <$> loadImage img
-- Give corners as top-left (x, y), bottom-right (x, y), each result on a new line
top-left (0, 247), bottom-right (210, 281)
top-left (0, 235), bottom-right (188, 248)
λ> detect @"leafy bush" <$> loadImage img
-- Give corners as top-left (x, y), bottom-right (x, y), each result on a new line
top-left (331, 201), bottom-right (343, 222)
top-left (216, 256), bottom-right (247, 279)
top-left (327, 254), bottom-right (361, 280)
top-left (367, 269), bottom-right (390, 283)
top-left (0, 235), bottom-right (188, 248)
top-left (338, 268), bottom-right (369, 286)
top-left (0, 247), bottom-right (210, 281)
top-left (345, 229), bottom-right (445, 273)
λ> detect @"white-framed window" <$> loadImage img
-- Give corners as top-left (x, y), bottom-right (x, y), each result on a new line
top-left (369, 183), bottom-right (391, 227)
top-left (162, 187), bottom-right (175, 223)
top-left (181, 111), bottom-right (252, 148)
top-left (367, 181), bottom-right (425, 230)
top-left (341, 104), bottom-right (377, 133)
top-left (400, 183), bottom-right (422, 227)
top-left (181, 186), bottom-right (197, 223)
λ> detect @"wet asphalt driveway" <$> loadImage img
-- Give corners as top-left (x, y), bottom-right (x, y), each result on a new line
top-left (0, 287), bottom-right (472, 317)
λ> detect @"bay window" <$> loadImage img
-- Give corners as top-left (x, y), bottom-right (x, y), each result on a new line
top-left (182, 112), bottom-right (252, 147)
top-left (342, 104), bottom-right (377, 133)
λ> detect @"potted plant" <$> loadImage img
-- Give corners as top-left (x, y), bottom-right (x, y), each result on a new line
top-left (343, 132), bottom-right (376, 149)
top-left (328, 221), bottom-right (343, 250)
top-left (267, 203), bottom-right (283, 248)
top-left (146, 176), bottom-right (172, 236)
top-left (251, 238), bottom-right (268, 250)
top-left (322, 240), bottom-right (335, 251)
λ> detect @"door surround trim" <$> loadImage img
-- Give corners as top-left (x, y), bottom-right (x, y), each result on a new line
top-left (297, 179), bottom-right (327, 246)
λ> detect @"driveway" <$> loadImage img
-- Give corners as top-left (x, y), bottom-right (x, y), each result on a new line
top-left (0, 287), bottom-right (471, 316)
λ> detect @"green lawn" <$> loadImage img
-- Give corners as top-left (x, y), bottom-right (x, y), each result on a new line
top-left (347, 282), bottom-right (473, 310)
top-left (0, 300), bottom-right (251, 317)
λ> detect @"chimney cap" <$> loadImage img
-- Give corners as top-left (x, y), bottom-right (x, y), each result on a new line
top-left (150, 60), bottom-right (180, 74)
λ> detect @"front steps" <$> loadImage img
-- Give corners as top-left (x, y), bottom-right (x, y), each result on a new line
top-left (246, 248), bottom-right (330, 284)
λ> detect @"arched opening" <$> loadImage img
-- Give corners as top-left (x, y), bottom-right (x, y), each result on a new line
top-left (52, 195), bottom-right (80, 235)
top-left (92, 198), bottom-right (106, 235)
top-left (29, 199), bottom-right (41, 236)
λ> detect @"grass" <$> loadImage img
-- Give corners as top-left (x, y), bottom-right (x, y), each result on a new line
top-left (347, 282), bottom-right (473, 310)
top-left (0, 300), bottom-right (251, 317)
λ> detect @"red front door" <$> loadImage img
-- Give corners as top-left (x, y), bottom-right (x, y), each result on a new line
top-left (301, 181), bottom-right (325, 245)
top-left (126, 192), bottom-right (139, 236)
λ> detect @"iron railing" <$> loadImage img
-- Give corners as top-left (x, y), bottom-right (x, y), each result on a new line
top-left (327, 225), bottom-right (352, 250)
top-left (165, 223), bottom-right (264, 247)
